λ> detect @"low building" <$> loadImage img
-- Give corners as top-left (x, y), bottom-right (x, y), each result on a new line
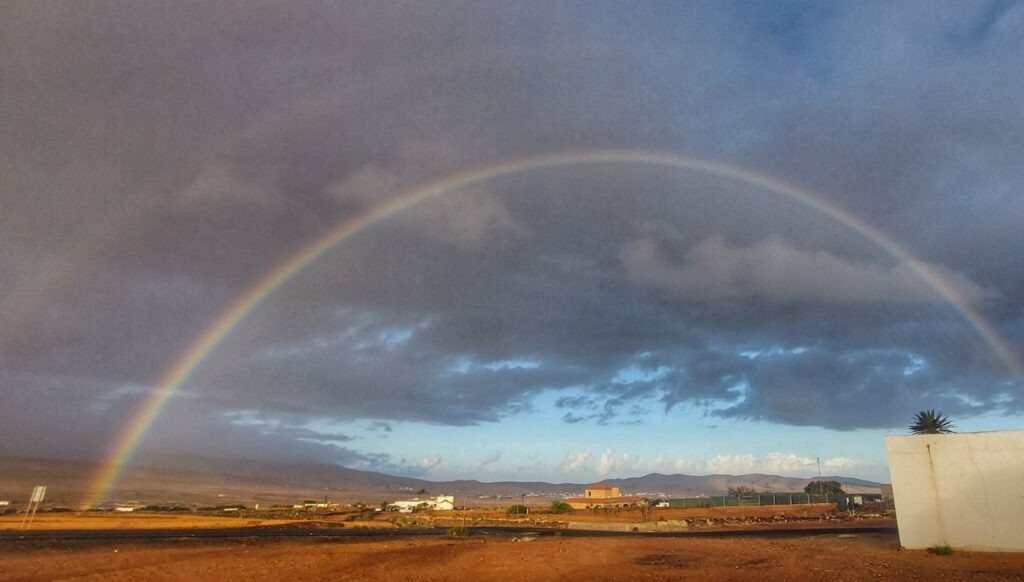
top-left (583, 484), bottom-right (620, 499)
top-left (433, 495), bottom-right (455, 510)
top-left (565, 484), bottom-right (647, 509)
top-left (389, 495), bottom-right (455, 512)
top-left (293, 500), bottom-right (340, 511)
top-left (879, 484), bottom-right (894, 500)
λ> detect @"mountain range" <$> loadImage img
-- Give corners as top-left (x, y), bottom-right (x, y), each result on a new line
top-left (0, 455), bottom-right (882, 508)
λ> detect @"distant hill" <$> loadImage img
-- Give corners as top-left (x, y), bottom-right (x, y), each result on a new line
top-left (0, 455), bottom-right (882, 508)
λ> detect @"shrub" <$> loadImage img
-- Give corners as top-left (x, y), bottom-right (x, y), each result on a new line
top-left (727, 486), bottom-right (756, 497)
top-left (909, 410), bottom-right (955, 435)
top-left (447, 526), bottom-right (469, 537)
top-left (140, 505), bottom-right (190, 512)
top-left (549, 501), bottom-right (572, 514)
top-left (506, 504), bottom-right (529, 516)
top-left (804, 480), bottom-right (844, 495)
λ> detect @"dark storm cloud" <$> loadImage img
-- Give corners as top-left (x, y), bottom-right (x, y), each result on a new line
top-left (714, 346), bottom-right (1022, 430)
top-left (135, 405), bottom-right (426, 475)
top-left (1, 1), bottom-right (1022, 462)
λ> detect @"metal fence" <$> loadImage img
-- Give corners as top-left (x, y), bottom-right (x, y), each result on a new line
top-left (665, 493), bottom-right (882, 509)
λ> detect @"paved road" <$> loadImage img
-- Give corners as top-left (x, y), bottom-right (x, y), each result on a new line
top-left (0, 525), bottom-right (897, 542)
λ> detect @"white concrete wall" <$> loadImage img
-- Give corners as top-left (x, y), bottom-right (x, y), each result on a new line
top-left (885, 430), bottom-right (1024, 551)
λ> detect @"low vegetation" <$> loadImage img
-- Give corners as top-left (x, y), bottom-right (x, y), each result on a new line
top-left (927, 545), bottom-right (954, 556)
top-left (140, 505), bottom-right (191, 512)
top-left (548, 501), bottom-right (572, 514)
top-left (506, 504), bottom-right (528, 516)
top-left (447, 525), bottom-right (469, 537)
top-left (804, 480), bottom-right (844, 495)
top-left (727, 486), bottom-right (756, 496)
top-left (909, 410), bottom-right (955, 435)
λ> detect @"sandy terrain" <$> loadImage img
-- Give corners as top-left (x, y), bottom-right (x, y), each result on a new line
top-left (0, 514), bottom-right (300, 531)
top-left (1, 505), bottom-right (889, 537)
top-left (533, 503), bottom-right (838, 522)
top-left (0, 512), bottom-right (400, 531)
top-left (2, 532), bottom-right (1023, 581)
top-left (0, 503), bottom-right (848, 529)
top-left (413, 503), bottom-right (891, 532)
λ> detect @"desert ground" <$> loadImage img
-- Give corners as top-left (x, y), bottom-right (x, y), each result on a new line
top-left (0, 503), bottom-right (871, 533)
top-left (2, 507), bottom-right (1021, 581)
top-left (3, 532), bottom-right (1024, 581)
top-left (0, 514), bottom-right (393, 531)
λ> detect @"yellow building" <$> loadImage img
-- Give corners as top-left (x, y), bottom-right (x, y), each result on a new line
top-left (565, 484), bottom-right (646, 509)
top-left (584, 484), bottom-right (620, 498)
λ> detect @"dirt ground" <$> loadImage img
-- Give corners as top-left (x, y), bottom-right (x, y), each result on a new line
top-left (532, 503), bottom-right (839, 522)
top-left (2, 533), bottom-right (1023, 581)
top-left (0, 504), bottom-right (854, 532)
top-left (0, 514), bottom-right (298, 531)
top-left (0, 513), bottom-right (400, 531)
top-left (416, 502), bottom-right (843, 523)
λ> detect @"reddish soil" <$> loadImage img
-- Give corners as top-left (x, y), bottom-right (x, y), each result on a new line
top-left (540, 503), bottom-right (839, 522)
top-left (2, 533), bottom-right (1023, 581)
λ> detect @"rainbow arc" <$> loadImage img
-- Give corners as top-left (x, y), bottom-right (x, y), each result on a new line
top-left (83, 149), bottom-right (1021, 508)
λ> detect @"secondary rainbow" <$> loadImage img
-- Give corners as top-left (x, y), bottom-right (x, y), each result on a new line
top-left (83, 149), bottom-right (1022, 508)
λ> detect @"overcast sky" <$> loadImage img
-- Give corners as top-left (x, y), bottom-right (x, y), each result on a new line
top-left (1, 1), bottom-right (1022, 483)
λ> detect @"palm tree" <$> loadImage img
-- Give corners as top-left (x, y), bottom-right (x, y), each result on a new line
top-left (909, 409), bottom-right (955, 435)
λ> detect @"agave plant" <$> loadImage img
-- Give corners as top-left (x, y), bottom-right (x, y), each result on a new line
top-left (909, 409), bottom-right (955, 435)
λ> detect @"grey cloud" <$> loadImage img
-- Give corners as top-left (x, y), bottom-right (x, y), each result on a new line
top-left (1, 2), bottom-right (1022, 464)
top-left (555, 395), bottom-right (597, 410)
top-left (620, 236), bottom-right (997, 304)
top-left (476, 451), bottom-right (502, 469)
top-left (714, 347), bottom-right (1022, 430)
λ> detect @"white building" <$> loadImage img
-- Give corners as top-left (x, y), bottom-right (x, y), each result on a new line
top-left (389, 495), bottom-right (455, 512)
top-left (886, 430), bottom-right (1024, 551)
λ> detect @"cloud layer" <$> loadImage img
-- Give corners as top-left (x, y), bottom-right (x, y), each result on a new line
top-left (590, 449), bottom-right (859, 478)
top-left (0, 2), bottom-right (1021, 473)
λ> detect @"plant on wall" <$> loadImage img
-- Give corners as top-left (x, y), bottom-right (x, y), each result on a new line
top-left (909, 410), bottom-right (955, 435)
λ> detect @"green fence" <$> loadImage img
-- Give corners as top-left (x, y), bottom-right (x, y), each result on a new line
top-left (666, 493), bottom-right (881, 509)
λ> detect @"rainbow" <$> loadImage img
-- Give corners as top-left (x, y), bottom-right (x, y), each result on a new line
top-left (83, 149), bottom-right (1022, 508)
